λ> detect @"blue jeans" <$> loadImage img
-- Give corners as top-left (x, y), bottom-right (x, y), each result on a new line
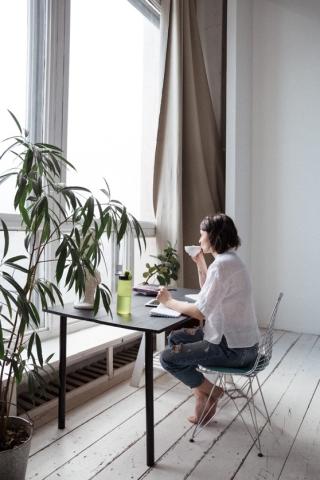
top-left (160, 327), bottom-right (258, 389)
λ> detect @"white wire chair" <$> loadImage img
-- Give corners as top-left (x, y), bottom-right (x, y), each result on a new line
top-left (190, 292), bottom-right (284, 456)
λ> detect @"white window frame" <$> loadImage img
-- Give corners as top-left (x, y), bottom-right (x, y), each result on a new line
top-left (1, 0), bottom-right (158, 341)
top-left (127, 0), bottom-right (160, 26)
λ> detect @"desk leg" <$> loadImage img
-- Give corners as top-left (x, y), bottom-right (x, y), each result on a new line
top-left (58, 315), bottom-right (67, 429)
top-left (145, 331), bottom-right (154, 467)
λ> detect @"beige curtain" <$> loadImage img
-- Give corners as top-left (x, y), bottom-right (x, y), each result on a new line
top-left (153, 0), bottom-right (224, 288)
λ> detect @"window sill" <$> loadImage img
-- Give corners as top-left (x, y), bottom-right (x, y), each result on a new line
top-left (41, 324), bottom-right (142, 369)
top-left (2, 324), bottom-right (142, 387)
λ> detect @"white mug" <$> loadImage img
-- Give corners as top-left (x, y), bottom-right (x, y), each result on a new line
top-left (184, 245), bottom-right (201, 257)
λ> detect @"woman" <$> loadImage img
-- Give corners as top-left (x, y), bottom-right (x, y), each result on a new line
top-left (157, 213), bottom-right (260, 424)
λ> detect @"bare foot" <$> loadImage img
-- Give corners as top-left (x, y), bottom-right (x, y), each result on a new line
top-left (187, 392), bottom-right (208, 424)
top-left (187, 389), bottom-right (224, 424)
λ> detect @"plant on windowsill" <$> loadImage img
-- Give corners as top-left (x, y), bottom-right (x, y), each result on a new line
top-left (142, 242), bottom-right (180, 286)
top-left (0, 111), bottom-right (145, 478)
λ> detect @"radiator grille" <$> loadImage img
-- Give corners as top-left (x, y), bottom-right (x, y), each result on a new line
top-left (17, 343), bottom-right (140, 414)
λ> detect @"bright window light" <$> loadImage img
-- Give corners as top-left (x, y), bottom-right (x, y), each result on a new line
top-left (67, 0), bottom-right (160, 221)
top-left (0, 1), bottom-right (28, 215)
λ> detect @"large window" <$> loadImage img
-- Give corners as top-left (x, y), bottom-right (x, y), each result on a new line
top-left (67, 0), bottom-right (160, 222)
top-left (0, 0), bottom-right (160, 340)
top-left (0, 1), bottom-right (28, 214)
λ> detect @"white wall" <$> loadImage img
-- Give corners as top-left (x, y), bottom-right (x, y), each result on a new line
top-left (227, 0), bottom-right (320, 333)
top-left (226, 0), bottom-right (253, 268)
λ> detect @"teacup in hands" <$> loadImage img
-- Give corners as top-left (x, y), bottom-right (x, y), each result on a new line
top-left (184, 245), bottom-right (201, 257)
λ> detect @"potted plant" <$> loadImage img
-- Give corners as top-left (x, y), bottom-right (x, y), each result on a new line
top-left (142, 242), bottom-right (180, 286)
top-left (0, 111), bottom-right (145, 479)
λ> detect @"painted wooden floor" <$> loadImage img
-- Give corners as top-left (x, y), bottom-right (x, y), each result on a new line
top-left (26, 330), bottom-right (320, 480)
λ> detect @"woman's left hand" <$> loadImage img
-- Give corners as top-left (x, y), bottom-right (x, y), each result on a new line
top-left (156, 287), bottom-right (172, 306)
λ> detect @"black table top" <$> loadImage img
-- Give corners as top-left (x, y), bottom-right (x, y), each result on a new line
top-left (45, 288), bottom-right (199, 334)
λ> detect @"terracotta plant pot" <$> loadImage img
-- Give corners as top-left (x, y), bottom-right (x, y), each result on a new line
top-left (0, 416), bottom-right (33, 480)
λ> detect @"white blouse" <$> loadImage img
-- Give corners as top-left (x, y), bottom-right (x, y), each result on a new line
top-left (195, 251), bottom-right (260, 348)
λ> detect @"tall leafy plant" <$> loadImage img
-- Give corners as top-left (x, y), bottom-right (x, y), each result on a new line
top-left (0, 112), bottom-right (145, 450)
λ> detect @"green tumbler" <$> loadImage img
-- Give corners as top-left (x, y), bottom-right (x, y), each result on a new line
top-left (116, 272), bottom-right (132, 315)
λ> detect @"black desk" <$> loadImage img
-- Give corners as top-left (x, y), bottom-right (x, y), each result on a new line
top-left (45, 288), bottom-right (197, 467)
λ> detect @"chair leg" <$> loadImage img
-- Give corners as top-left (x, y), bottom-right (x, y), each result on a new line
top-left (247, 380), bottom-right (263, 456)
top-left (225, 375), bottom-right (250, 401)
top-left (226, 378), bottom-right (264, 457)
top-left (228, 380), bottom-right (258, 446)
top-left (256, 376), bottom-right (271, 425)
top-left (231, 375), bottom-right (270, 424)
top-left (189, 374), bottom-right (224, 442)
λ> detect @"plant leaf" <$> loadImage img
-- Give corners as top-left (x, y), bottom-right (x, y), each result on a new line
top-left (8, 109), bottom-right (22, 134)
top-left (82, 196), bottom-right (94, 236)
top-left (5, 255), bottom-right (27, 263)
top-left (1, 219), bottom-right (9, 258)
top-left (35, 333), bottom-right (43, 366)
top-left (28, 301), bottom-right (41, 327)
top-left (93, 286), bottom-right (100, 315)
top-left (51, 283), bottom-right (64, 306)
top-left (117, 209), bottom-right (128, 244)
top-left (27, 332), bottom-right (35, 359)
top-left (0, 320), bottom-right (4, 359)
top-left (56, 246), bottom-right (68, 283)
top-left (0, 172), bottom-right (18, 185)
top-left (14, 176), bottom-right (27, 209)
top-left (2, 271), bottom-right (24, 294)
top-left (45, 352), bottom-right (55, 363)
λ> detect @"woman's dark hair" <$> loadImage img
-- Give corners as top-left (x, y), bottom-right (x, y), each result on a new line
top-left (200, 213), bottom-right (241, 254)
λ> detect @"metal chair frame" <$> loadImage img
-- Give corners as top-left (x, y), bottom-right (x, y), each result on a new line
top-left (190, 292), bottom-right (284, 456)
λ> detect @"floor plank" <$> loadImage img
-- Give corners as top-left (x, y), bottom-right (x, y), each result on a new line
top-left (95, 331), bottom-right (295, 480)
top-left (27, 375), bottom-right (180, 479)
top-left (29, 377), bottom-right (139, 455)
top-left (231, 335), bottom-right (320, 480)
top-left (25, 331), bottom-right (320, 480)
top-left (278, 349), bottom-right (320, 480)
top-left (186, 333), bottom-right (314, 480)
top-left (44, 383), bottom-right (192, 480)
top-left (143, 331), bottom-right (300, 480)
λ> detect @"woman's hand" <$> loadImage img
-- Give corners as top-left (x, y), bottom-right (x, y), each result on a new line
top-left (156, 287), bottom-right (172, 306)
top-left (156, 287), bottom-right (204, 320)
top-left (192, 251), bottom-right (208, 288)
top-left (191, 250), bottom-right (206, 266)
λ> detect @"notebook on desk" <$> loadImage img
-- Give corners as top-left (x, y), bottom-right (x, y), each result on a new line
top-left (150, 305), bottom-right (181, 318)
top-left (184, 293), bottom-right (199, 302)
